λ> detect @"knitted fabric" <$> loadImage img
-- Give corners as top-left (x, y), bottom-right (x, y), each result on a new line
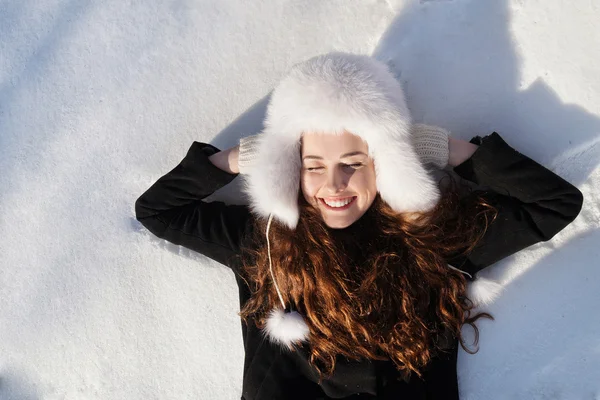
top-left (410, 123), bottom-right (450, 169)
top-left (238, 134), bottom-right (262, 174)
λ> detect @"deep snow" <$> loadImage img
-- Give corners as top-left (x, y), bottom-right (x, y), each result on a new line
top-left (0, 0), bottom-right (598, 399)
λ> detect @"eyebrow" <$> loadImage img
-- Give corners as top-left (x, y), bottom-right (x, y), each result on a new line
top-left (302, 151), bottom-right (368, 161)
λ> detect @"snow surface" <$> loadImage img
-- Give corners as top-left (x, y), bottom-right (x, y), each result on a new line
top-left (0, 0), bottom-right (598, 399)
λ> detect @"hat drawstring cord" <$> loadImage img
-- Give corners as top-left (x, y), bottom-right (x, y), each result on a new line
top-left (266, 213), bottom-right (286, 310)
top-left (446, 263), bottom-right (473, 279)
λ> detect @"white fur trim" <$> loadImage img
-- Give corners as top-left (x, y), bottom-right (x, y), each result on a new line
top-left (467, 276), bottom-right (504, 307)
top-left (240, 52), bottom-right (440, 229)
top-left (263, 308), bottom-right (310, 349)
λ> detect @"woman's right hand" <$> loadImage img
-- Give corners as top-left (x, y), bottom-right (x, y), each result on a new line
top-left (208, 144), bottom-right (240, 174)
top-left (208, 134), bottom-right (261, 174)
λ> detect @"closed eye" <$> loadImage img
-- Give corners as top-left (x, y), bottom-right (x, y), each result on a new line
top-left (343, 163), bottom-right (363, 170)
top-left (305, 163), bottom-right (363, 171)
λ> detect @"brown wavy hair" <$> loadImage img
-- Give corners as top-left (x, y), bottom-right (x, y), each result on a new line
top-left (237, 170), bottom-right (498, 382)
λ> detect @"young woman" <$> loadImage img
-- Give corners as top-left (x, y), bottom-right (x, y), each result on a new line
top-left (135, 53), bottom-right (584, 399)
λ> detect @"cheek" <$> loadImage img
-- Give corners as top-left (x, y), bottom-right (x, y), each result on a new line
top-left (300, 173), bottom-right (320, 201)
top-left (367, 172), bottom-right (377, 193)
top-left (352, 170), bottom-right (377, 194)
top-left (364, 166), bottom-right (377, 192)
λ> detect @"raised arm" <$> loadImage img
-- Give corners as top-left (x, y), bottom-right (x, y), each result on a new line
top-left (135, 141), bottom-right (253, 273)
top-left (448, 132), bottom-right (584, 278)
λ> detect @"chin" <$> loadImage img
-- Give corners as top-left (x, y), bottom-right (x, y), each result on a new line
top-left (323, 216), bottom-right (357, 229)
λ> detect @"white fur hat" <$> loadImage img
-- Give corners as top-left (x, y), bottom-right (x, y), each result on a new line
top-left (240, 52), bottom-right (441, 230)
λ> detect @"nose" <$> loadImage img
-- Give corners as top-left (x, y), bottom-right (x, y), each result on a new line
top-left (324, 167), bottom-right (348, 194)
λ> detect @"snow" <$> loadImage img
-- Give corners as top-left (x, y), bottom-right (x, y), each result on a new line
top-left (0, 0), bottom-right (598, 398)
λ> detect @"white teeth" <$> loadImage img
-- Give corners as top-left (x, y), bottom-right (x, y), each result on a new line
top-left (323, 197), bottom-right (354, 207)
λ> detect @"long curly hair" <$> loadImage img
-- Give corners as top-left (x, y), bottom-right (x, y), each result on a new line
top-left (237, 170), bottom-right (498, 382)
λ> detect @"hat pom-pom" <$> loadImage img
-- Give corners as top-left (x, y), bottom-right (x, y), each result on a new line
top-left (467, 275), bottom-right (504, 307)
top-left (263, 308), bottom-right (310, 349)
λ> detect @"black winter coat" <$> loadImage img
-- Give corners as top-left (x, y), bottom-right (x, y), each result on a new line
top-left (135, 132), bottom-right (583, 399)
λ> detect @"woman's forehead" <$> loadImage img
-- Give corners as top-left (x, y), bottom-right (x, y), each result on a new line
top-left (301, 131), bottom-right (369, 158)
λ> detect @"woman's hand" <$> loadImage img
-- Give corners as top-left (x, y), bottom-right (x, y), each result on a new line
top-left (208, 145), bottom-right (240, 174)
top-left (207, 134), bottom-right (261, 174)
top-left (448, 136), bottom-right (479, 168)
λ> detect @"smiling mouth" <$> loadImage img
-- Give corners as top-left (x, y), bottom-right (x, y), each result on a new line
top-left (319, 196), bottom-right (357, 210)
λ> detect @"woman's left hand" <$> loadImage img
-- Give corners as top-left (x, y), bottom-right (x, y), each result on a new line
top-left (448, 136), bottom-right (479, 168)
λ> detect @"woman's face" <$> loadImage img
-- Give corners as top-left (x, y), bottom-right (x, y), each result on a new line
top-left (300, 131), bottom-right (378, 229)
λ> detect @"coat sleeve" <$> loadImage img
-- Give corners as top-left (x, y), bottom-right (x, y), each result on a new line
top-left (447, 132), bottom-right (584, 278)
top-left (134, 141), bottom-right (253, 275)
